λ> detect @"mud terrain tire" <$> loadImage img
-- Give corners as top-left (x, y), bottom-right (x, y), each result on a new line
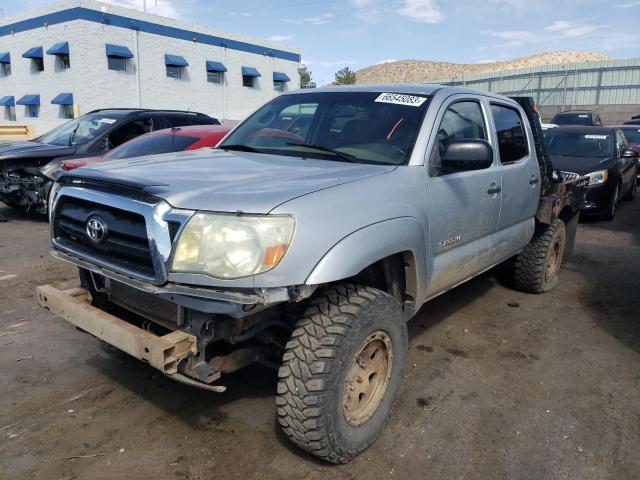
top-left (276, 284), bottom-right (407, 463)
top-left (514, 218), bottom-right (566, 294)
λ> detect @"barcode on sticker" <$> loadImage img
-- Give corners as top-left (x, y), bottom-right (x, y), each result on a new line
top-left (375, 93), bottom-right (427, 107)
top-left (584, 135), bottom-right (608, 139)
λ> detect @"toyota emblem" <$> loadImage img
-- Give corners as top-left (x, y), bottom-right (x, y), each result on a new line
top-left (86, 216), bottom-right (108, 243)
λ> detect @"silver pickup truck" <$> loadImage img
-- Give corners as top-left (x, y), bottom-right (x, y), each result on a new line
top-left (38, 85), bottom-right (586, 463)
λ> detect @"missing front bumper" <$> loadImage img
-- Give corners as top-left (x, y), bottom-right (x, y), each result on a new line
top-left (35, 285), bottom-right (226, 392)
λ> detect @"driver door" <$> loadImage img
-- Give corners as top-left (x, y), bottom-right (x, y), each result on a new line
top-left (425, 95), bottom-right (502, 297)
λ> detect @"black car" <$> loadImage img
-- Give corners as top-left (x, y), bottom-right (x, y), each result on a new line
top-left (0, 109), bottom-right (219, 214)
top-left (545, 126), bottom-right (638, 220)
top-left (550, 110), bottom-right (603, 127)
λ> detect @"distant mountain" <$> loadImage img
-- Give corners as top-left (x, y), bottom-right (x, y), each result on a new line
top-left (354, 51), bottom-right (614, 84)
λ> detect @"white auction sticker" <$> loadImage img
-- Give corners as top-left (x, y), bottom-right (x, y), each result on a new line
top-left (584, 135), bottom-right (608, 139)
top-left (375, 93), bottom-right (427, 107)
top-left (578, 114), bottom-right (589, 118)
top-left (99, 118), bottom-right (117, 124)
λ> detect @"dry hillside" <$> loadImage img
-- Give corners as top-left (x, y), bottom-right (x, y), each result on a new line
top-left (355, 51), bottom-right (614, 84)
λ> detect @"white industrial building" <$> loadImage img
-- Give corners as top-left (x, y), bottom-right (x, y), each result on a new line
top-left (0, 0), bottom-right (302, 133)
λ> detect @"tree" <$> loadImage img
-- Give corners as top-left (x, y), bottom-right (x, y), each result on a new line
top-left (299, 66), bottom-right (313, 87)
top-left (335, 66), bottom-right (356, 85)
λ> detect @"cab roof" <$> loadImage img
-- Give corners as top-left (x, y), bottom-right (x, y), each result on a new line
top-left (285, 83), bottom-right (513, 101)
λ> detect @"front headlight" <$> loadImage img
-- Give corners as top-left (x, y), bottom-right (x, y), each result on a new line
top-left (586, 170), bottom-right (608, 186)
top-left (171, 213), bottom-right (295, 279)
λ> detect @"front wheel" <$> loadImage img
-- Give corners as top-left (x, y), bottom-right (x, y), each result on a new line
top-left (514, 218), bottom-right (566, 294)
top-left (623, 181), bottom-right (636, 201)
top-left (276, 284), bottom-right (407, 463)
top-left (603, 183), bottom-right (620, 221)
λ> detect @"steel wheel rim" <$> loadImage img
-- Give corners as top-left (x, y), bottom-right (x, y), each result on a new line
top-left (545, 236), bottom-right (562, 282)
top-left (343, 331), bottom-right (393, 427)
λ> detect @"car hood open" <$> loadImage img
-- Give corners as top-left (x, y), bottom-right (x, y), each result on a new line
top-left (60, 149), bottom-right (397, 213)
top-left (549, 155), bottom-right (613, 176)
top-left (0, 141), bottom-right (77, 161)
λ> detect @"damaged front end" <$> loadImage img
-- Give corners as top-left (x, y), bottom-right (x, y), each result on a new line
top-left (37, 265), bottom-right (312, 392)
top-left (0, 142), bottom-right (75, 214)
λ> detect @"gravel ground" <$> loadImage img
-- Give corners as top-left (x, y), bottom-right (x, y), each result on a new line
top-left (0, 199), bottom-right (638, 480)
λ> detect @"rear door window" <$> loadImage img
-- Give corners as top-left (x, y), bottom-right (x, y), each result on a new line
top-left (490, 104), bottom-right (529, 164)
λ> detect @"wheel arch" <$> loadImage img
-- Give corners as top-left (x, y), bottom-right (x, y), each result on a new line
top-left (305, 217), bottom-right (427, 314)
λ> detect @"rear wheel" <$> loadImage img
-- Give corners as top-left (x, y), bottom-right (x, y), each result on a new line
top-left (276, 284), bottom-right (407, 463)
top-left (514, 218), bottom-right (566, 294)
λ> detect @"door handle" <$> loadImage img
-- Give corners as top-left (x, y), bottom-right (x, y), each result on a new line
top-left (487, 185), bottom-right (501, 195)
top-left (529, 177), bottom-right (539, 185)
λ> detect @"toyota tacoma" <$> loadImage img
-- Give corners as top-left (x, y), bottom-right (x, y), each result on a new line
top-left (38, 85), bottom-right (586, 463)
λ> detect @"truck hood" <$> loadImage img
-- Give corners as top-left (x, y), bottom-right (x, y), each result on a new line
top-left (0, 141), bottom-right (77, 161)
top-left (61, 149), bottom-right (397, 213)
top-left (549, 155), bottom-right (613, 176)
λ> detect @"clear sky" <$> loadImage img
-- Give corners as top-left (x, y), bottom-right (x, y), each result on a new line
top-left (3, 0), bottom-right (640, 85)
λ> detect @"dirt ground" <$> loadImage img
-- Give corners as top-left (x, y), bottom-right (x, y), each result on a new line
top-left (0, 199), bottom-right (638, 480)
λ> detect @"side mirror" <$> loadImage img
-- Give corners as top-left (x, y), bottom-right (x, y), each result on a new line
top-left (441, 139), bottom-right (494, 171)
top-left (622, 148), bottom-right (639, 158)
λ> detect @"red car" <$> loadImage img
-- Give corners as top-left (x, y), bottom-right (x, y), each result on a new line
top-left (61, 124), bottom-right (233, 171)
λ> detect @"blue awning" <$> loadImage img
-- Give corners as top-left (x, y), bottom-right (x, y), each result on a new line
top-left (273, 72), bottom-right (290, 82)
top-left (105, 44), bottom-right (134, 58)
top-left (0, 52), bottom-right (10, 64)
top-left (206, 61), bottom-right (227, 72)
top-left (16, 94), bottom-right (40, 106)
top-left (51, 93), bottom-right (73, 105)
top-left (242, 66), bottom-right (261, 78)
top-left (22, 47), bottom-right (43, 59)
top-left (0, 96), bottom-right (15, 107)
top-left (165, 54), bottom-right (188, 67)
top-left (47, 42), bottom-right (69, 55)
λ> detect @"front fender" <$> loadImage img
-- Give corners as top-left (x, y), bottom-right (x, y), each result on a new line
top-left (305, 217), bottom-right (428, 302)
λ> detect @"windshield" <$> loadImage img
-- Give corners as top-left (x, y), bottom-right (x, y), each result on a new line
top-left (545, 131), bottom-right (612, 157)
top-left (105, 132), bottom-right (200, 159)
top-left (551, 113), bottom-right (593, 126)
top-left (36, 113), bottom-right (123, 146)
top-left (622, 128), bottom-right (640, 145)
top-left (219, 91), bottom-right (430, 165)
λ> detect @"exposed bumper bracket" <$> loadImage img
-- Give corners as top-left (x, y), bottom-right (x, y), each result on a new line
top-left (36, 285), bottom-right (199, 377)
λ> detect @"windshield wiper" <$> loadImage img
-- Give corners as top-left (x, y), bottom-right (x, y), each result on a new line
top-left (219, 144), bottom-right (264, 153)
top-left (286, 143), bottom-right (358, 163)
top-left (68, 122), bottom-right (81, 147)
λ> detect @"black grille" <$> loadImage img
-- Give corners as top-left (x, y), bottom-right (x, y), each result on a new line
top-left (53, 197), bottom-right (155, 278)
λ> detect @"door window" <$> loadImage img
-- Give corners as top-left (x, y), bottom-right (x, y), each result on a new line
top-left (430, 100), bottom-right (487, 175)
top-left (490, 104), bottom-right (529, 164)
top-left (616, 131), bottom-right (628, 156)
top-left (106, 119), bottom-right (152, 149)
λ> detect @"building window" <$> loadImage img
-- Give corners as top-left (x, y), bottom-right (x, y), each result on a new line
top-left (59, 54), bottom-right (71, 70)
top-left (108, 57), bottom-right (127, 72)
top-left (207, 71), bottom-right (222, 84)
top-left (274, 81), bottom-right (285, 92)
top-left (27, 105), bottom-right (39, 118)
top-left (243, 76), bottom-right (255, 88)
top-left (33, 58), bottom-right (44, 72)
top-left (166, 65), bottom-right (182, 79)
top-left (1, 64), bottom-right (10, 76)
top-left (61, 104), bottom-right (74, 119)
top-left (5, 106), bottom-right (16, 121)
